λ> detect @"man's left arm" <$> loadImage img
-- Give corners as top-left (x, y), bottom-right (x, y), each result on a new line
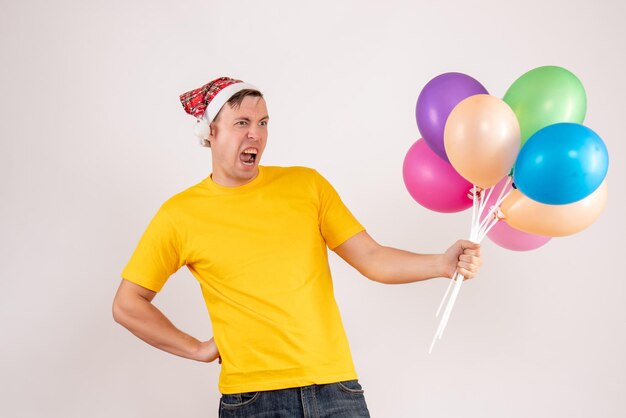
top-left (333, 231), bottom-right (482, 284)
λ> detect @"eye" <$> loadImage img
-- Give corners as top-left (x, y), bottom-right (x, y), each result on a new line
top-left (235, 120), bottom-right (248, 126)
top-left (259, 120), bottom-right (268, 127)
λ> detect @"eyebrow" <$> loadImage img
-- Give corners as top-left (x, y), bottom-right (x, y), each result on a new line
top-left (234, 115), bottom-right (270, 122)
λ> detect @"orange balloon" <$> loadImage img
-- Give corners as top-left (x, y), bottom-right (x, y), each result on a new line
top-left (500, 181), bottom-right (608, 237)
top-left (444, 94), bottom-right (521, 188)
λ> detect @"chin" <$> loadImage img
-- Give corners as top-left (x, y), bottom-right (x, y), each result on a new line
top-left (235, 165), bottom-right (258, 178)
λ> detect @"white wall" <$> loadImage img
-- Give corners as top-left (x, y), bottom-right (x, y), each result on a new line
top-left (2, 1), bottom-right (625, 417)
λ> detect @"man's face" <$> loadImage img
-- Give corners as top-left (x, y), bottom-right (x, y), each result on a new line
top-left (208, 96), bottom-right (269, 187)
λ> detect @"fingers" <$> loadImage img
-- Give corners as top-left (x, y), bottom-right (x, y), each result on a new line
top-left (456, 261), bottom-right (478, 279)
top-left (196, 338), bottom-right (221, 363)
top-left (457, 245), bottom-right (482, 280)
top-left (459, 240), bottom-right (481, 255)
top-left (445, 239), bottom-right (483, 280)
top-left (459, 254), bottom-right (481, 266)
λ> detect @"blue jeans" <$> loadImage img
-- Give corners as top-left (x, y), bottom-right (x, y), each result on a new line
top-left (218, 380), bottom-right (371, 417)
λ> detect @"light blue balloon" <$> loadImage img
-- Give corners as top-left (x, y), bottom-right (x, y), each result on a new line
top-left (513, 123), bottom-right (609, 205)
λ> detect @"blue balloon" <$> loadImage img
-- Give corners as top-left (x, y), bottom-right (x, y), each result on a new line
top-left (513, 123), bottom-right (609, 204)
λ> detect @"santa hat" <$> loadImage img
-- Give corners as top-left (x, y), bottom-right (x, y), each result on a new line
top-left (179, 77), bottom-right (258, 147)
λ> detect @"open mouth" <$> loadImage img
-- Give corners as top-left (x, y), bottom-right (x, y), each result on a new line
top-left (239, 148), bottom-right (258, 166)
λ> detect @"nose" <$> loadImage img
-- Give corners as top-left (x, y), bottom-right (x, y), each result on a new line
top-left (247, 124), bottom-right (262, 141)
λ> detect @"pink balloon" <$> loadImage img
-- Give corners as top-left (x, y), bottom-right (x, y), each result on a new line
top-left (487, 220), bottom-right (551, 251)
top-left (403, 139), bottom-right (473, 213)
top-left (480, 176), bottom-right (551, 251)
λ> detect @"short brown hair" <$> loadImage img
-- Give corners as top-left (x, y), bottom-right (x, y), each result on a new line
top-left (213, 89), bottom-right (264, 122)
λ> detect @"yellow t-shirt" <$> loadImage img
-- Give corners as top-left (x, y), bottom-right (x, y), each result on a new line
top-left (121, 166), bottom-right (366, 394)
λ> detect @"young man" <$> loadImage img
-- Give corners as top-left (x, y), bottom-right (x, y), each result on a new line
top-left (113, 77), bottom-right (482, 417)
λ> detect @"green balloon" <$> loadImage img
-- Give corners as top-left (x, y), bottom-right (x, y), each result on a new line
top-left (503, 66), bottom-right (586, 146)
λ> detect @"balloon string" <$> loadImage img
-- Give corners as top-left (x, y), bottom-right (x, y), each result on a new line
top-left (487, 189), bottom-right (512, 222)
top-left (430, 178), bottom-right (513, 353)
top-left (478, 184), bottom-right (511, 239)
top-left (476, 186), bottom-right (512, 233)
top-left (478, 184), bottom-right (496, 222)
top-left (436, 184), bottom-right (479, 318)
top-left (470, 185), bottom-right (478, 235)
top-left (495, 176), bottom-right (512, 209)
top-left (434, 184), bottom-right (479, 321)
top-left (476, 206), bottom-right (495, 235)
top-left (438, 272), bottom-right (465, 338)
top-left (430, 271), bottom-right (466, 352)
top-left (478, 216), bottom-right (500, 242)
top-left (435, 271), bottom-right (457, 317)
top-left (430, 225), bottom-right (479, 352)
top-left (480, 175), bottom-right (511, 234)
top-left (435, 225), bottom-right (481, 341)
top-left (471, 185), bottom-right (484, 238)
top-left (477, 185), bottom-right (485, 224)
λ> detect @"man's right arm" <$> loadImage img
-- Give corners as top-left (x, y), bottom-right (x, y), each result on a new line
top-left (112, 279), bottom-right (220, 363)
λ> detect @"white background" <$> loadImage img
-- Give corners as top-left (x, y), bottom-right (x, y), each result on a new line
top-left (2, 1), bottom-right (625, 417)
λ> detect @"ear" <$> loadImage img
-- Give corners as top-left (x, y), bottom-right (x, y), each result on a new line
top-left (208, 121), bottom-right (217, 141)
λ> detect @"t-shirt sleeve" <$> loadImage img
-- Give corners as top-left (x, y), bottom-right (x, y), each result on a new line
top-left (120, 205), bottom-right (186, 292)
top-left (314, 170), bottom-right (366, 250)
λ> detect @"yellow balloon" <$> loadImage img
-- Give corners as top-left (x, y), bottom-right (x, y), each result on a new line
top-left (444, 94), bottom-right (521, 188)
top-left (501, 181), bottom-right (608, 237)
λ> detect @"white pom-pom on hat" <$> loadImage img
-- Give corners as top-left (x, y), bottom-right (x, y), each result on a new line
top-left (193, 118), bottom-right (211, 147)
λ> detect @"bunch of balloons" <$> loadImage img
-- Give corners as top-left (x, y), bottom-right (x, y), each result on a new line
top-left (402, 67), bottom-right (610, 351)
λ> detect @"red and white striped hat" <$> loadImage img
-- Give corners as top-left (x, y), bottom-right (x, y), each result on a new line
top-left (180, 77), bottom-right (258, 146)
